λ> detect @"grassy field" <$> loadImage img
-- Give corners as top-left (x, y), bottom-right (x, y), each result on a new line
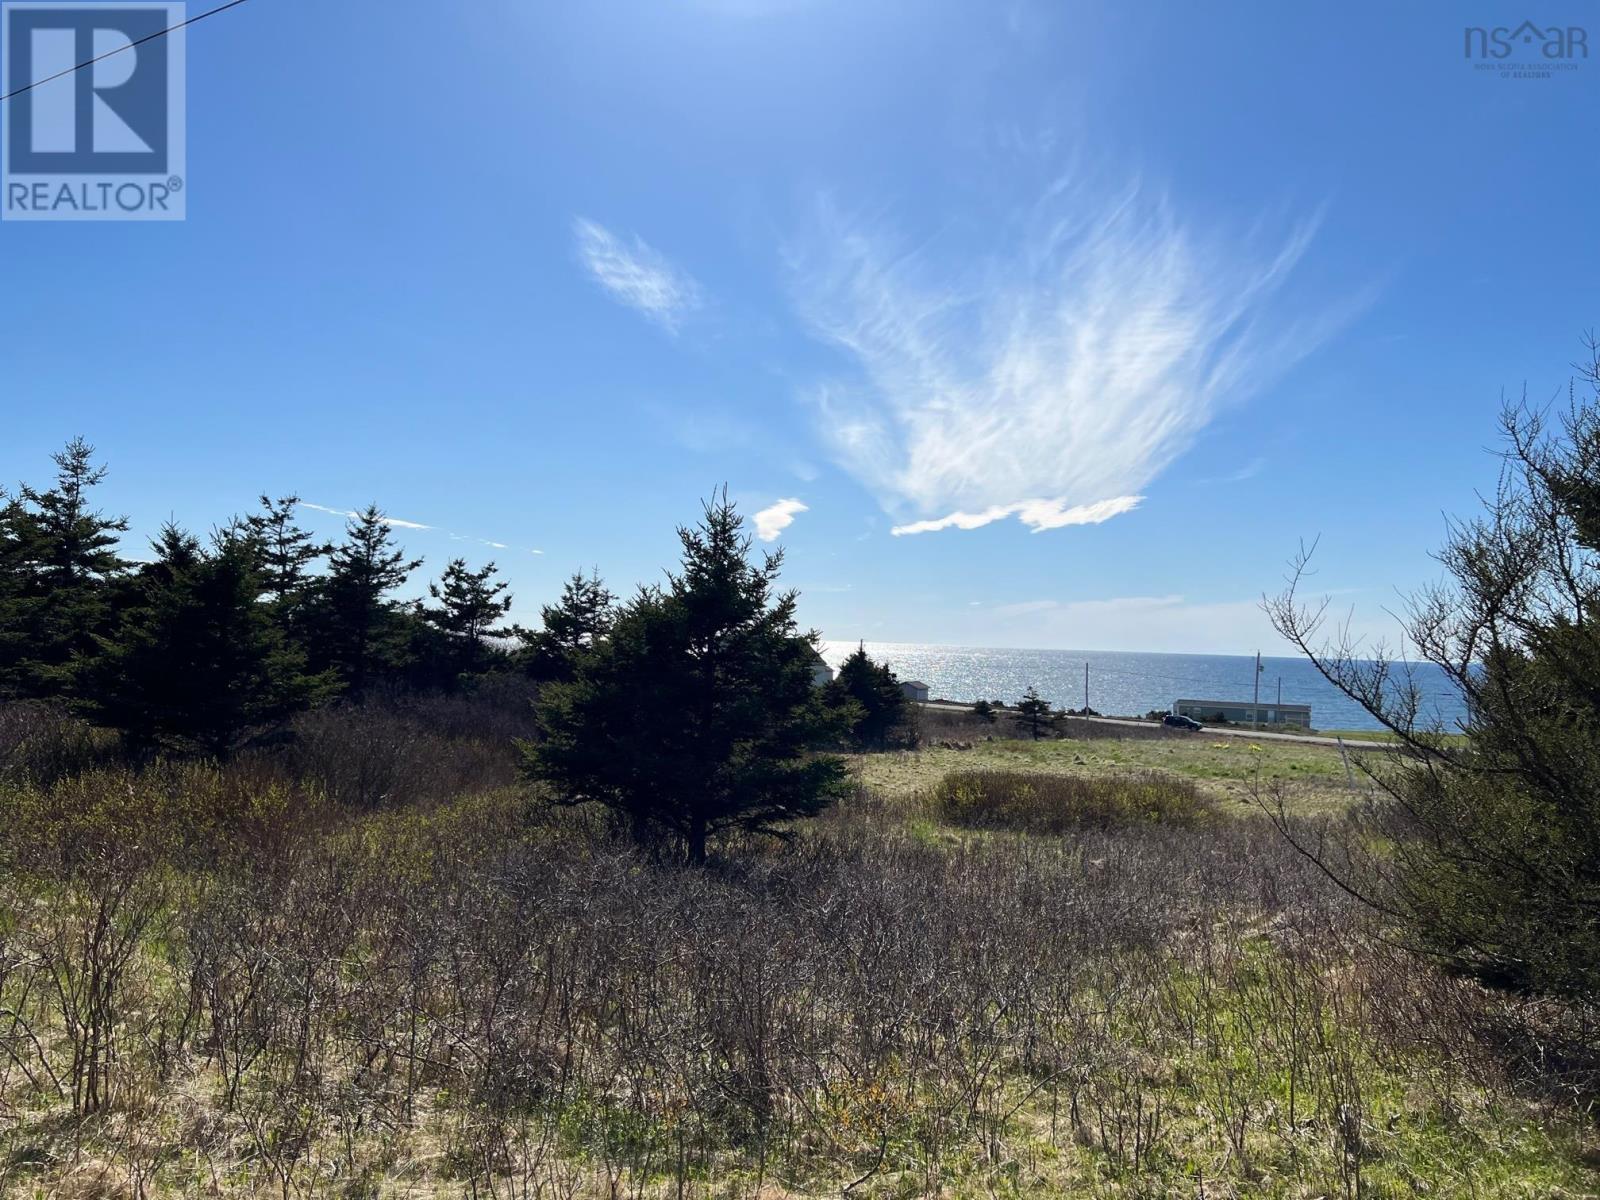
top-left (856, 728), bottom-right (1373, 817)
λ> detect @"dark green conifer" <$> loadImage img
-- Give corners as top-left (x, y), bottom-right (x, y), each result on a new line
top-left (308, 506), bottom-right (423, 698)
top-left (527, 494), bottom-right (848, 863)
top-left (1014, 686), bottom-right (1057, 740)
top-left (422, 557), bottom-right (513, 677)
top-left (0, 439), bottom-right (129, 698)
top-left (825, 643), bottom-right (911, 747)
top-left (515, 569), bottom-right (616, 683)
top-left (88, 525), bottom-right (334, 756)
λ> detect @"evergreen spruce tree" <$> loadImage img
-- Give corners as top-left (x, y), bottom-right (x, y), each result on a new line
top-left (421, 558), bottom-right (513, 677)
top-left (527, 495), bottom-right (849, 863)
top-left (87, 525), bottom-right (334, 756)
top-left (0, 439), bottom-right (129, 698)
top-left (0, 489), bottom-right (36, 697)
top-left (242, 494), bottom-right (328, 603)
top-left (1015, 686), bottom-right (1057, 740)
top-left (825, 643), bottom-right (910, 747)
top-left (309, 506), bottom-right (423, 698)
top-left (515, 569), bottom-right (616, 682)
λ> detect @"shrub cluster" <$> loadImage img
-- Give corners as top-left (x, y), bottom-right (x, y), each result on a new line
top-left (0, 765), bottom-right (1590, 1197)
top-left (263, 687), bottom-right (534, 808)
top-left (931, 768), bottom-right (1216, 833)
top-left (0, 700), bottom-right (116, 787)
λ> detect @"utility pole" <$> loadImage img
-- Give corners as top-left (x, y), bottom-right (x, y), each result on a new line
top-left (1084, 662), bottom-right (1090, 713)
top-left (1253, 651), bottom-right (1262, 728)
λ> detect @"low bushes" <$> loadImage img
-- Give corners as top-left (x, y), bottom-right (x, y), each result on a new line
top-left (0, 701), bottom-right (117, 787)
top-left (931, 767), bottom-right (1215, 833)
top-left (0, 761), bottom-right (328, 878)
top-left (0, 685), bottom-right (535, 807)
top-left (263, 696), bottom-right (523, 808)
top-left (2, 746), bottom-right (1597, 1196)
top-left (0, 774), bottom-right (1589, 1196)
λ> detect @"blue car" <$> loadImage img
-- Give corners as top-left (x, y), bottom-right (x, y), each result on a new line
top-left (1163, 713), bottom-right (1203, 731)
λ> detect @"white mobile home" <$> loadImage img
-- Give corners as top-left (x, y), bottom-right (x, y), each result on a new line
top-left (1173, 698), bottom-right (1311, 728)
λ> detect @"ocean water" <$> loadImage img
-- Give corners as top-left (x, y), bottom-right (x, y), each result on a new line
top-left (819, 642), bottom-right (1468, 734)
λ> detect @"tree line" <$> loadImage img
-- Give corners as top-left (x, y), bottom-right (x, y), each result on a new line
top-left (0, 448), bottom-right (923, 860)
top-left (0, 438), bottom-right (588, 754)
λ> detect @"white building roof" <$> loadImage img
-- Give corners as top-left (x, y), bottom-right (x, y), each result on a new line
top-left (1175, 697), bottom-right (1310, 712)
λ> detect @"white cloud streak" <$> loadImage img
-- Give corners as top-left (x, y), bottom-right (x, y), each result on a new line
top-left (573, 217), bottom-right (701, 333)
top-left (300, 502), bottom-right (431, 530)
top-left (891, 494), bottom-right (1143, 536)
top-left (1199, 456), bottom-right (1267, 485)
top-left (992, 599), bottom-right (1064, 618)
top-left (753, 497), bottom-right (808, 542)
top-left (792, 181), bottom-right (1343, 535)
top-left (299, 503), bottom-right (542, 555)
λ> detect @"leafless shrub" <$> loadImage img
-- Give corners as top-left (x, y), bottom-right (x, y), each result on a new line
top-left (0, 759), bottom-right (1589, 1195)
top-left (31, 859), bottom-right (171, 1116)
top-left (263, 697), bottom-right (523, 808)
top-left (0, 701), bottom-right (115, 787)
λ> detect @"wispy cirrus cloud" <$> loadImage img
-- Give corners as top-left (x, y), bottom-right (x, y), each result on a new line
top-left (790, 179), bottom-right (1351, 535)
top-left (992, 598), bottom-right (1066, 618)
top-left (1199, 456), bottom-right (1267, 485)
top-left (298, 503), bottom-right (543, 556)
top-left (573, 217), bottom-right (701, 333)
top-left (753, 497), bottom-right (808, 541)
top-left (300, 502), bottom-right (431, 531)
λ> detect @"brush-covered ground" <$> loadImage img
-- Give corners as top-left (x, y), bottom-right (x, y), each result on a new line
top-left (1, 703), bottom-right (1595, 1199)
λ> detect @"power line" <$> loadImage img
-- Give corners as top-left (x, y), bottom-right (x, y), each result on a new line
top-left (0, 0), bottom-right (251, 104)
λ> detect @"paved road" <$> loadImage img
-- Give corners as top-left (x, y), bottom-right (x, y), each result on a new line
top-left (920, 701), bottom-right (1398, 752)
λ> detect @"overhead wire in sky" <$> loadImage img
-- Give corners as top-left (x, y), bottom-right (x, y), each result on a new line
top-left (0, 0), bottom-right (251, 103)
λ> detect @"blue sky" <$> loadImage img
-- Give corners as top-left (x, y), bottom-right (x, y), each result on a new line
top-left (3, 1), bottom-right (1598, 653)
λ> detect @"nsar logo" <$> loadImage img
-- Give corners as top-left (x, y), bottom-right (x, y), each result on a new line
top-left (1464, 20), bottom-right (1587, 78)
